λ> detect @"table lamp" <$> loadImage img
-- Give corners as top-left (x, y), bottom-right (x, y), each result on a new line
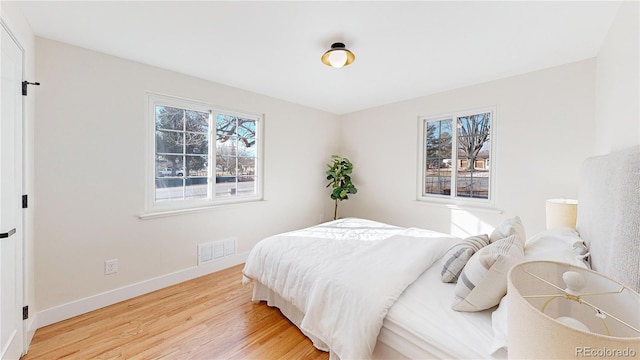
top-left (546, 199), bottom-right (578, 229)
top-left (508, 261), bottom-right (639, 359)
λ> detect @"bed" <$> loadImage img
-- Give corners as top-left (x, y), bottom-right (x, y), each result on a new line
top-left (242, 146), bottom-right (639, 359)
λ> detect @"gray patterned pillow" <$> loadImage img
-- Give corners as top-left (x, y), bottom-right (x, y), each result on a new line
top-left (440, 234), bottom-right (490, 283)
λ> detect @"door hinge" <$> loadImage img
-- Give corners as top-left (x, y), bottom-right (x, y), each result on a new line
top-left (22, 81), bottom-right (40, 96)
top-left (23, 306), bottom-right (29, 320)
top-left (22, 194), bottom-right (28, 209)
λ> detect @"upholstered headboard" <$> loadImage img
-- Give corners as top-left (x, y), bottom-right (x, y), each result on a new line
top-left (576, 145), bottom-right (640, 292)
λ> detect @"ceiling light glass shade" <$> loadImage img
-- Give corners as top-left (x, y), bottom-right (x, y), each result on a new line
top-left (321, 42), bottom-right (355, 68)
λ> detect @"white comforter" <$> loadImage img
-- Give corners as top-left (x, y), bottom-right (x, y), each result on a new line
top-left (242, 218), bottom-right (457, 359)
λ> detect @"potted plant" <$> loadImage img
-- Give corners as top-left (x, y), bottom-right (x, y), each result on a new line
top-left (326, 155), bottom-right (358, 220)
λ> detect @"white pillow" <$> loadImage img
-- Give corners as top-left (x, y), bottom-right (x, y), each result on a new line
top-left (490, 216), bottom-right (526, 246)
top-left (489, 228), bottom-right (591, 355)
top-left (440, 234), bottom-right (490, 283)
top-left (452, 234), bottom-right (524, 311)
top-left (524, 227), bottom-right (590, 268)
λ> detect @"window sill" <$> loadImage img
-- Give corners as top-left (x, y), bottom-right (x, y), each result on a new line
top-left (414, 200), bottom-right (503, 215)
top-left (139, 199), bottom-right (266, 220)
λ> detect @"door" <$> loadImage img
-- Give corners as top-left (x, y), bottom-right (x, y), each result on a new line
top-left (0, 22), bottom-right (24, 360)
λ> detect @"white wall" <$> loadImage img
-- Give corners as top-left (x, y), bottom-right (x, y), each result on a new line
top-left (339, 60), bottom-right (597, 237)
top-left (33, 38), bottom-right (339, 319)
top-left (595, 0), bottom-right (640, 153)
top-left (1, 0), bottom-right (37, 344)
top-left (17, 0), bottom-right (639, 334)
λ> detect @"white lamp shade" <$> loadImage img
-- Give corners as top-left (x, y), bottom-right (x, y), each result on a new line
top-left (508, 261), bottom-right (640, 359)
top-left (546, 199), bottom-right (578, 229)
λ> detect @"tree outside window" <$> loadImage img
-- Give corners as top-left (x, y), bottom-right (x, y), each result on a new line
top-left (420, 108), bottom-right (493, 202)
top-left (148, 93), bottom-right (262, 212)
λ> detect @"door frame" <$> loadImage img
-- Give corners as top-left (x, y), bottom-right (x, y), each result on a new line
top-left (1, 18), bottom-right (27, 358)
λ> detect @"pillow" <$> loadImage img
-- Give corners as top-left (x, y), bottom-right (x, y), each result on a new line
top-left (452, 234), bottom-right (524, 311)
top-left (440, 234), bottom-right (490, 283)
top-left (524, 227), bottom-right (590, 268)
top-left (488, 228), bottom-right (591, 355)
top-left (490, 216), bottom-right (526, 246)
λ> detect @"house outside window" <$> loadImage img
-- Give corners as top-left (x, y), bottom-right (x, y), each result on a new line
top-left (147, 93), bottom-right (262, 213)
top-left (418, 107), bottom-right (495, 205)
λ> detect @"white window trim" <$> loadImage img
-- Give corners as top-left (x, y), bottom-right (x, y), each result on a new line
top-left (417, 106), bottom-right (497, 209)
top-left (143, 92), bottom-right (264, 217)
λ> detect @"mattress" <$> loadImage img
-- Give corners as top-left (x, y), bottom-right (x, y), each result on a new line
top-left (252, 263), bottom-right (505, 359)
top-left (378, 263), bottom-right (507, 359)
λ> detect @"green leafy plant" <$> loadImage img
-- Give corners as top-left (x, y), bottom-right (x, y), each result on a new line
top-left (326, 155), bottom-right (358, 220)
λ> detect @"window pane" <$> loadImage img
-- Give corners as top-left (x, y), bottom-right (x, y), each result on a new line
top-left (425, 169), bottom-right (451, 196)
top-left (214, 176), bottom-right (256, 198)
top-left (456, 171), bottom-right (489, 199)
top-left (185, 155), bottom-right (208, 176)
top-left (185, 177), bottom-right (207, 200)
top-left (156, 130), bottom-right (183, 154)
top-left (423, 119), bottom-right (452, 196)
top-left (215, 176), bottom-right (237, 197)
top-left (154, 103), bottom-right (213, 203)
top-left (216, 115), bottom-right (238, 145)
top-left (237, 119), bottom-right (256, 140)
top-left (155, 106), bottom-right (185, 130)
top-left (238, 137), bottom-right (256, 158)
top-left (239, 175), bottom-right (256, 195)
top-left (216, 155), bottom-right (237, 176)
top-left (155, 178), bottom-right (184, 201)
top-left (185, 133), bottom-right (208, 155)
top-left (215, 114), bottom-right (258, 199)
top-left (217, 135), bottom-right (237, 155)
top-left (155, 155), bottom-right (182, 177)
top-left (238, 156), bottom-right (255, 176)
top-left (456, 112), bottom-right (491, 199)
top-left (184, 110), bottom-right (209, 133)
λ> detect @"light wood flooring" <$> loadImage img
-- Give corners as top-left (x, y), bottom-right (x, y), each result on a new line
top-left (22, 264), bottom-right (328, 360)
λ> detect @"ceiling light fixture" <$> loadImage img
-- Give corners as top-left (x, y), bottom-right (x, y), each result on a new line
top-left (321, 42), bottom-right (355, 68)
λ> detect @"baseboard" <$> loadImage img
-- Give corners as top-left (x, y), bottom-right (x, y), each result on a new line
top-left (35, 252), bottom-right (248, 329)
top-left (24, 317), bottom-right (36, 354)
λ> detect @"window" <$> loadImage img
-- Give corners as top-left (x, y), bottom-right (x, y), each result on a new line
top-left (147, 94), bottom-right (262, 213)
top-left (418, 107), bottom-right (494, 204)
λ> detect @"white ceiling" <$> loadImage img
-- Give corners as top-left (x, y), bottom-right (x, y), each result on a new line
top-left (16, 1), bottom-right (621, 114)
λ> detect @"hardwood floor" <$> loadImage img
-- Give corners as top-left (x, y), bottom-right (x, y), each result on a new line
top-left (22, 264), bottom-right (328, 360)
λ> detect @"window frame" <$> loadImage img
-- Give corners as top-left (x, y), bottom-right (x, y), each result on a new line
top-left (417, 106), bottom-right (496, 208)
top-left (145, 93), bottom-right (263, 215)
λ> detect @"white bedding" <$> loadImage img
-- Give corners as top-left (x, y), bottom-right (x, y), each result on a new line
top-left (242, 218), bottom-right (457, 359)
top-left (379, 263), bottom-right (507, 359)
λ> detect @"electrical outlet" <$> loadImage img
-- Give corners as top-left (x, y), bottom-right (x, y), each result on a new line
top-left (105, 259), bottom-right (118, 275)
